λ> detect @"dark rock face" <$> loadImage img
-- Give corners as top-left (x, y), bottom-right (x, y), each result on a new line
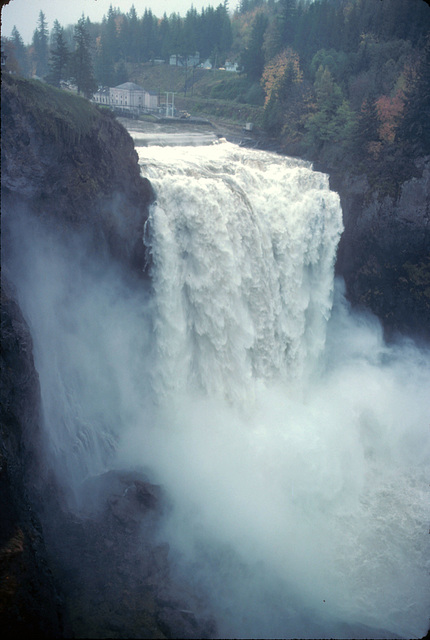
top-left (1, 74), bottom-right (155, 275)
top-left (329, 157), bottom-right (430, 341)
top-left (0, 282), bottom-right (63, 638)
top-left (1, 78), bottom-right (214, 638)
top-left (40, 470), bottom-right (215, 639)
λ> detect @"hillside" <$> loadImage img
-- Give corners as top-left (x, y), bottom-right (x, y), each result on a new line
top-left (128, 62), bottom-right (265, 125)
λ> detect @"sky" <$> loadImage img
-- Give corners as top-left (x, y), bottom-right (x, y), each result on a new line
top-left (1, 0), bottom-right (224, 44)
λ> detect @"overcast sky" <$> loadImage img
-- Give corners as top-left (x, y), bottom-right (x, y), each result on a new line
top-left (1, 0), bottom-right (225, 44)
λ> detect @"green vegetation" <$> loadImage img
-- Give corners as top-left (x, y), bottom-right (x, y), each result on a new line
top-left (71, 16), bottom-right (97, 98)
top-left (1, 73), bottom-right (99, 145)
top-left (128, 62), bottom-right (265, 118)
top-left (2, 0), bottom-right (429, 190)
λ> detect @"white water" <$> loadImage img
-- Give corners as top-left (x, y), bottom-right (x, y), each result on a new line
top-left (4, 138), bottom-right (429, 639)
top-left (142, 142), bottom-right (342, 399)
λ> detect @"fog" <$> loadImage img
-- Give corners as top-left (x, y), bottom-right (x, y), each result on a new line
top-left (3, 141), bottom-right (429, 639)
top-left (117, 287), bottom-right (430, 638)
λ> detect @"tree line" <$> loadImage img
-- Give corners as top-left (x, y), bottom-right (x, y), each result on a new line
top-left (236, 0), bottom-right (429, 190)
top-left (2, 0), bottom-right (429, 186)
top-left (3, 3), bottom-right (232, 95)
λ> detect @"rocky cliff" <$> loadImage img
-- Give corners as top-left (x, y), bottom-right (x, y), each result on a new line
top-left (1, 281), bottom-right (63, 637)
top-left (1, 76), bottom-right (214, 638)
top-left (328, 158), bottom-right (430, 341)
top-left (1, 73), bottom-right (154, 274)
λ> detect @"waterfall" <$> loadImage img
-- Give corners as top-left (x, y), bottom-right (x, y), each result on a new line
top-left (141, 142), bottom-right (343, 402)
top-left (4, 135), bottom-right (429, 639)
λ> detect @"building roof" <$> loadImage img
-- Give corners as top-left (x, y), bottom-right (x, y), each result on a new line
top-left (114, 82), bottom-right (144, 91)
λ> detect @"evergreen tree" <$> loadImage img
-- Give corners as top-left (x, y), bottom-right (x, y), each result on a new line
top-left (95, 13), bottom-right (116, 84)
top-left (141, 9), bottom-right (157, 62)
top-left (184, 8), bottom-right (198, 56)
top-left (105, 5), bottom-right (120, 63)
top-left (158, 13), bottom-right (171, 62)
top-left (71, 16), bottom-right (97, 97)
top-left (238, 0), bottom-right (265, 14)
top-left (169, 13), bottom-right (186, 57)
top-left (94, 37), bottom-right (116, 86)
top-left (125, 5), bottom-right (141, 62)
top-left (355, 95), bottom-right (381, 160)
top-left (47, 20), bottom-right (69, 87)
top-left (263, 16), bottom-right (283, 64)
top-left (32, 10), bottom-right (49, 77)
top-left (279, 0), bottom-right (297, 48)
top-left (11, 26), bottom-right (29, 76)
top-left (241, 12), bottom-right (268, 80)
top-left (216, 2), bottom-right (233, 59)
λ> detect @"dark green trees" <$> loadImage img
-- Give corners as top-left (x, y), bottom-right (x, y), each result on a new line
top-left (11, 26), bottom-right (29, 76)
top-left (47, 21), bottom-right (69, 87)
top-left (71, 16), bottom-right (97, 98)
top-left (32, 11), bottom-right (49, 77)
top-left (241, 13), bottom-right (269, 80)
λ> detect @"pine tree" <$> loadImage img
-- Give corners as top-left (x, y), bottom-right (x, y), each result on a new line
top-left (158, 14), bottom-right (171, 62)
top-left (241, 12), bottom-right (268, 80)
top-left (105, 5), bottom-right (120, 63)
top-left (279, 0), bottom-right (297, 48)
top-left (141, 9), bottom-right (157, 62)
top-left (126, 5), bottom-right (141, 62)
top-left (11, 26), bottom-right (29, 76)
top-left (71, 16), bottom-right (97, 98)
top-left (47, 20), bottom-right (69, 87)
top-left (216, 2), bottom-right (233, 59)
top-left (355, 96), bottom-right (381, 160)
top-left (32, 10), bottom-right (49, 77)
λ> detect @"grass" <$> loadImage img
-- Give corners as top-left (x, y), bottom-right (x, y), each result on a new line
top-left (127, 62), bottom-right (265, 125)
top-left (2, 73), bottom-right (100, 145)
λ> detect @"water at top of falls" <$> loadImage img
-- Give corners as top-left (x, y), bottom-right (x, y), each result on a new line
top-left (138, 140), bottom-right (343, 402)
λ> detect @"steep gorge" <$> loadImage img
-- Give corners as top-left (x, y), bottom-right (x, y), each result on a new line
top-left (1, 76), bottom-right (429, 638)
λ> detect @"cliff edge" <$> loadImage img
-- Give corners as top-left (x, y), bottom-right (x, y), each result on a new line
top-left (329, 159), bottom-right (430, 341)
top-left (1, 73), bottom-right (154, 274)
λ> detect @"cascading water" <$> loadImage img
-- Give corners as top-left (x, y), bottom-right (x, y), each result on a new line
top-left (4, 132), bottom-right (429, 639)
top-left (142, 142), bottom-right (343, 400)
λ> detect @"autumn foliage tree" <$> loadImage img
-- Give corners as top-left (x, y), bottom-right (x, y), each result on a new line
top-left (261, 48), bottom-right (311, 146)
top-left (375, 91), bottom-right (405, 143)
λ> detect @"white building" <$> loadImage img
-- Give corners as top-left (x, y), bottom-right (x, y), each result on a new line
top-left (93, 82), bottom-right (158, 112)
top-left (93, 86), bottom-right (110, 104)
top-left (225, 61), bottom-right (240, 73)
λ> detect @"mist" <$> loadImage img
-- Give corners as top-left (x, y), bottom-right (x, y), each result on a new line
top-left (3, 141), bottom-right (429, 639)
top-left (117, 286), bottom-right (430, 638)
